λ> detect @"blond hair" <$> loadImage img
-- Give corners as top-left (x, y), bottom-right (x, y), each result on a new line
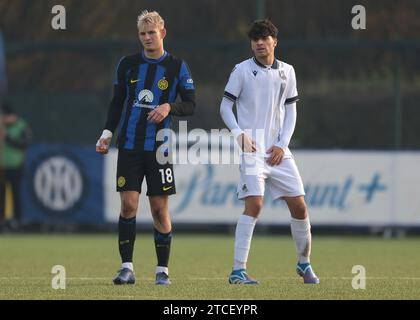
top-left (137, 10), bottom-right (164, 29)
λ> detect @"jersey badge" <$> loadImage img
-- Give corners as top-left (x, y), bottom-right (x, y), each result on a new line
top-left (158, 78), bottom-right (169, 90)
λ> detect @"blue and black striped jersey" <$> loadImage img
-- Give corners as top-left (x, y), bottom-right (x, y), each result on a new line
top-left (105, 50), bottom-right (195, 151)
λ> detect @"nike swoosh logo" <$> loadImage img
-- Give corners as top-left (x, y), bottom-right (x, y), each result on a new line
top-left (130, 79), bottom-right (140, 84)
top-left (163, 186), bottom-right (173, 191)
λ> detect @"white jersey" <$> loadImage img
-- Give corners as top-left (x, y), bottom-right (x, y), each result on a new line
top-left (223, 57), bottom-right (299, 158)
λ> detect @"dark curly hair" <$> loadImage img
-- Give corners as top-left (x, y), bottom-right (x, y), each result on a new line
top-left (247, 19), bottom-right (278, 40)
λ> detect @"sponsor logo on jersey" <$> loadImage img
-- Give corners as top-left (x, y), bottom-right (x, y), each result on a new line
top-left (133, 89), bottom-right (155, 109)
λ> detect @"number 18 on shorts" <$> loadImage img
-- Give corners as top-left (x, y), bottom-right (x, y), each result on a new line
top-left (116, 150), bottom-right (176, 196)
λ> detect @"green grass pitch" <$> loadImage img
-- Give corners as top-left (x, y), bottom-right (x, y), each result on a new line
top-left (0, 234), bottom-right (419, 299)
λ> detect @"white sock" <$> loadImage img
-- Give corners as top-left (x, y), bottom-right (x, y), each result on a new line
top-left (156, 266), bottom-right (169, 275)
top-left (121, 262), bottom-right (133, 271)
top-left (290, 217), bottom-right (312, 264)
top-left (233, 214), bottom-right (257, 270)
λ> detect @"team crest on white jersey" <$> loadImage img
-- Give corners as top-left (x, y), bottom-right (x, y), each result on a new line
top-left (279, 70), bottom-right (287, 80)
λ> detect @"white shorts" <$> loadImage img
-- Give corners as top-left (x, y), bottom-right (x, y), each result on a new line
top-left (237, 154), bottom-right (305, 200)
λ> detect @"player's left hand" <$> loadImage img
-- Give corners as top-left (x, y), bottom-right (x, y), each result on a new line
top-left (147, 103), bottom-right (171, 123)
top-left (266, 146), bottom-right (284, 166)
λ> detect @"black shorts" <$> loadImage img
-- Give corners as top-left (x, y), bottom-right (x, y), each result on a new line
top-left (116, 149), bottom-right (176, 196)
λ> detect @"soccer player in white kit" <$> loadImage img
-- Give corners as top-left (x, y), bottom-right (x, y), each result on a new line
top-left (220, 19), bottom-right (319, 284)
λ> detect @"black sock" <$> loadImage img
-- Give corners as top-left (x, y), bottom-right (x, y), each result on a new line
top-left (154, 228), bottom-right (172, 268)
top-left (118, 216), bottom-right (136, 263)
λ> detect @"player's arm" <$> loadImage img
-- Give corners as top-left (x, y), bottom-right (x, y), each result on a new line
top-left (267, 103), bottom-right (297, 165)
top-left (220, 65), bottom-right (256, 153)
top-left (96, 57), bottom-right (127, 154)
top-left (220, 97), bottom-right (256, 153)
top-left (268, 67), bottom-right (299, 165)
top-left (148, 61), bottom-right (195, 123)
top-left (169, 61), bottom-right (196, 116)
top-left (275, 102), bottom-right (297, 151)
top-left (275, 66), bottom-right (299, 151)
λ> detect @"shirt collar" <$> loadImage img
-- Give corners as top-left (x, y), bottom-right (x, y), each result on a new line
top-left (141, 50), bottom-right (168, 63)
top-left (253, 57), bottom-right (279, 69)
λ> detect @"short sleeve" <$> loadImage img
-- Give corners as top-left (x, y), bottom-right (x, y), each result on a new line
top-left (285, 67), bottom-right (299, 105)
top-left (223, 65), bottom-right (242, 102)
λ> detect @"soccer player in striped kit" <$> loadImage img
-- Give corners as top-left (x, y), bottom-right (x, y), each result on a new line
top-left (96, 10), bottom-right (195, 285)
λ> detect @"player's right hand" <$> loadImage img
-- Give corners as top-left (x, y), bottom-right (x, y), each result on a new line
top-left (96, 129), bottom-right (113, 154)
top-left (96, 137), bottom-right (111, 154)
top-left (237, 133), bottom-right (256, 153)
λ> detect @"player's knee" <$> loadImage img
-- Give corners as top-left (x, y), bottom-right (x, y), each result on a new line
top-left (246, 199), bottom-right (264, 217)
top-left (292, 202), bottom-right (307, 219)
top-left (121, 200), bottom-right (138, 218)
top-left (150, 204), bottom-right (167, 218)
top-left (253, 202), bottom-right (264, 216)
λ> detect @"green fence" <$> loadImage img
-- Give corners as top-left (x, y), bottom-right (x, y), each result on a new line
top-left (5, 38), bottom-right (420, 149)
